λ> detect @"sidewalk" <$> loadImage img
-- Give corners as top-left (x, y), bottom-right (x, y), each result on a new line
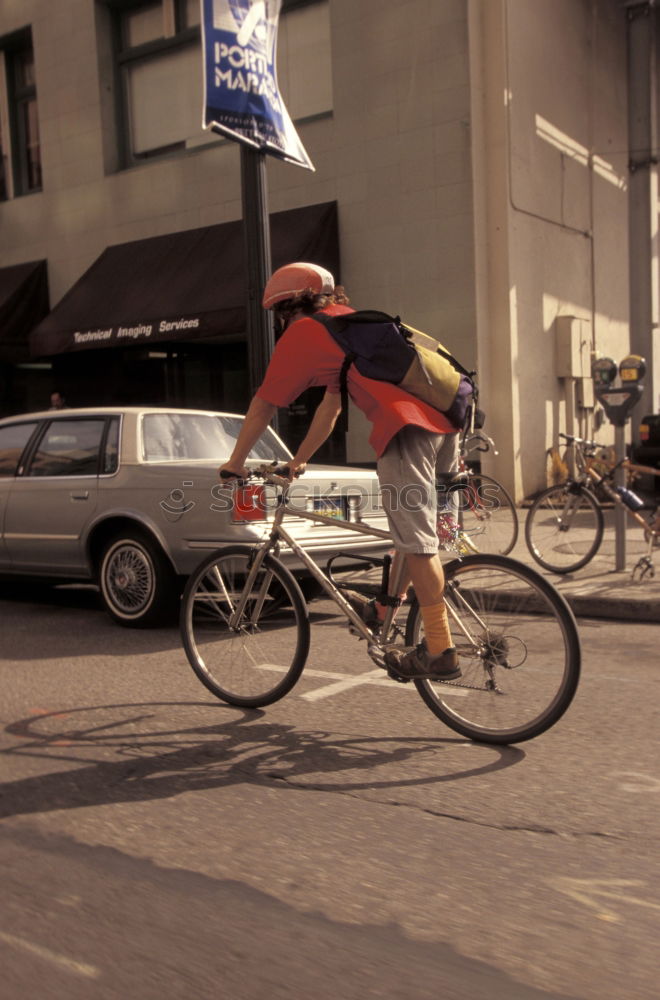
top-left (507, 524), bottom-right (660, 623)
top-left (340, 522), bottom-right (660, 624)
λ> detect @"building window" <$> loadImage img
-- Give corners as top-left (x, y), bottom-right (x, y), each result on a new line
top-left (110, 0), bottom-right (331, 165)
top-left (0, 29), bottom-right (42, 199)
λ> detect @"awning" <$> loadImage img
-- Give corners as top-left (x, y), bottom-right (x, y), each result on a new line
top-left (30, 201), bottom-right (339, 358)
top-left (0, 260), bottom-right (49, 364)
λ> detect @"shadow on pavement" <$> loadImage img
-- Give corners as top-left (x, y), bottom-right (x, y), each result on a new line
top-left (1, 702), bottom-right (525, 819)
top-left (0, 820), bottom-right (578, 1000)
top-left (0, 582), bottom-right (182, 659)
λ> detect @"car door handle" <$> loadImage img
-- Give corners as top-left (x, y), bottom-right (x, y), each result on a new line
top-left (70, 490), bottom-right (89, 501)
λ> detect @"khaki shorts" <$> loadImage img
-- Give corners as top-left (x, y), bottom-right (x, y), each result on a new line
top-left (376, 426), bottom-right (459, 555)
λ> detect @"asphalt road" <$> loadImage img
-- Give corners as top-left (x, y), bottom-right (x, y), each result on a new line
top-left (0, 582), bottom-right (658, 1000)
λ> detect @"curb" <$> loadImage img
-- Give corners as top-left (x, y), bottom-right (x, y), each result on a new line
top-left (538, 563), bottom-right (660, 622)
top-left (557, 591), bottom-right (660, 623)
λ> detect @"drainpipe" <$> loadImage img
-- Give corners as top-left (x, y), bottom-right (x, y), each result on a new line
top-left (626, 0), bottom-right (659, 437)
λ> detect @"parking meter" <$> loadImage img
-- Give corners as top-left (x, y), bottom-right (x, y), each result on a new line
top-left (590, 354), bottom-right (646, 570)
top-left (591, 355), bottom-right (644, 427)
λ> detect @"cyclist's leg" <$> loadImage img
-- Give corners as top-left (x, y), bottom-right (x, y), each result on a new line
top-left (405, 554), bottom-right (581, 744)
top-left (377, 427), bottom-right (459, 678)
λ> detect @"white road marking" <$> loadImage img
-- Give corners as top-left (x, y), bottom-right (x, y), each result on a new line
top-left (251, 663), bottom-right (469, 701)
top-left (302, 668), bottom-right (393, 702)
top-left (255, 664), bottom-right (359, 680)
top-left (301, 669), bottom-right (469, 702)
top-left (550, 877), bottom-right (660, 923)
top-left (0, 930), bottom-right (100, 979)
top-left (610, 771), bottom-right (660, 793)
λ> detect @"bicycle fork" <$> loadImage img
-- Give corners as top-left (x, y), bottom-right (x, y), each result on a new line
top-left (227, 539), bottom-right (278, 630)
top-left (556, 484), bottom-right (585, 530)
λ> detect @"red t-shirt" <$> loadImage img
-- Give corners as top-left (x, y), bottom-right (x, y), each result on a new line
top-left (256, 304), bottom-right (456, 457)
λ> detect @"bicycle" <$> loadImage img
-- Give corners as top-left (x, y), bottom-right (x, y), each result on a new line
top-left (450, 429), bottom-right (519, 555)
top-left (525, 432), bottom-right (660, 578)
top-left (180, 464), bottom-right (581, 745)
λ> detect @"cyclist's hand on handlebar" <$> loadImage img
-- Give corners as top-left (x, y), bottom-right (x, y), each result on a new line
top-left (286, 460), bottom-right (306, 481)
top-left (270, 461), bottom-right (305, 481)
top-left (218, 463), bottom-right (248, 484)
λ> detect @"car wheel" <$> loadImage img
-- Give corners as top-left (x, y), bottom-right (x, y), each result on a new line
top-left (98, 531), bottom-right (178, 628)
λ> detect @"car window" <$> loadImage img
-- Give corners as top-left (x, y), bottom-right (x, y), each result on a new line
top-left (216, 416), bottom-right (292, 461)
top-left (103, 416), bottom-right (121, 474)
top-left (26, 419), bottom-right (107, 477)
top-left (141, 414), bottom-right (290, 462)
top-left (0, 422), bottom-right (39, 477)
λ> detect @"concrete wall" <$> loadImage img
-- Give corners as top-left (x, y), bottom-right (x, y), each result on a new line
top-left (311, 0), bottom-right (477, 462)
top-left (470, 0), bottom-right (630, 496)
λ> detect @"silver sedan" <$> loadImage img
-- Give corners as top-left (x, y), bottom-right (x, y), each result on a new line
top-left (0, 407), bottom-right (390, 626)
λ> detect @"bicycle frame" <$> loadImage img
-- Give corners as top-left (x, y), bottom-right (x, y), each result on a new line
top-left (228, 477), bottom-right (405, 648)
top-left (550, 434), bottom-right (659, 577)
top-left (183, 468), bottom-right (583, 742)
top-left (566, 436), bottom-right (658, 539)
top-left (586, 465), bottom-right (655, 535)
top-left (227, 471), bottom-right (488, 658)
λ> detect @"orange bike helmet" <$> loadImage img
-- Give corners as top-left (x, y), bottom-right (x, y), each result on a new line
top-left (262, 262), bottom-right (335, 310)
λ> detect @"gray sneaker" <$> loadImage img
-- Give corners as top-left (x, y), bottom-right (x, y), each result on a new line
top-left (384, 640), bottom-right (460, 682)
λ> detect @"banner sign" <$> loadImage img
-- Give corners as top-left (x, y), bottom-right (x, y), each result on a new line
top-left (201, 0), bottom-right (314, 170)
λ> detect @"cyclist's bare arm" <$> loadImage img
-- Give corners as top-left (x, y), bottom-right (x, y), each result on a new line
top-left (289, 389), bottom-right (343, 477)
top-left (219, 396), bottom-right (278, 480)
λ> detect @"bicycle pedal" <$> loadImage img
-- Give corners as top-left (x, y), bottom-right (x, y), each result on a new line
top-left (385, 664), bottom-right (412, 684)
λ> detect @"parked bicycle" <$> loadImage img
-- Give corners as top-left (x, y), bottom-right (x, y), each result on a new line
top-left (450, 429), bottom-right (519, 555)
top-left (525, 432), bottom-right (660, 578)
top-left (180, 464), bottom-right (580, 745)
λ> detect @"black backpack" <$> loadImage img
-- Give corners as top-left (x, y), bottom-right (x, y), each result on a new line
top-left (314, 310), bottom-right (481, 432)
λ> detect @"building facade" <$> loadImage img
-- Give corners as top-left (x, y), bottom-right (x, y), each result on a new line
top-left (0, 0), bottom-right (656, 498)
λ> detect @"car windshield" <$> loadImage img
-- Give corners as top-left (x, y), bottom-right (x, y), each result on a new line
top-left (141, 413), bottom-right (291, 463)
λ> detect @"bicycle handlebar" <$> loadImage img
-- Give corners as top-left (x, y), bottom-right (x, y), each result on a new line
top-left (219, 462), bottom-right (300, 490)
top-left (558, 432), bottom-right (599, 453)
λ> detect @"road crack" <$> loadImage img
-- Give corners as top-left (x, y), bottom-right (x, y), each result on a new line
top-left (264, 773), bottom-right (626, 841)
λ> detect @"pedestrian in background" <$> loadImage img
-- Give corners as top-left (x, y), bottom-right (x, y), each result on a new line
top-left (49, 391), bottom-right (68, 410)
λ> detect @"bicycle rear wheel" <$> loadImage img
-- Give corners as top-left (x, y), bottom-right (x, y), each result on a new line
top-left (525, 484), bottom-right (603, 573)
top-left (405, 554), bottom-right (580, 744)
top-left (181, 545), bottom-right (310, 707)
top-left (457, 472), bottom-right (519, 555)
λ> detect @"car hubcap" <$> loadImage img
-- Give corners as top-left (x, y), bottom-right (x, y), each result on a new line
top-left (106, 544), bottom-right (154, 615)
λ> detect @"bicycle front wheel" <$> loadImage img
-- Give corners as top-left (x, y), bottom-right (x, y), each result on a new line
top-left (181, 545), bottom-right (310, 707)
top-left (405, 554), bottom-right (581, 744)
top-left (525, 484), bottom-right (603, 573)
top-left (457, 472), bottom-right (519, 555)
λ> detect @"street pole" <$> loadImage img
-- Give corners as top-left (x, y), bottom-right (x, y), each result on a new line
top-left (614, 425), bottom-right (627, 570)
top-left (241, 145), bottom-right (276, 419)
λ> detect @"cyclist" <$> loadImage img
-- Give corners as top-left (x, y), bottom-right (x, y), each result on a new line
top-left (219, 262), bottom-right (465, 681)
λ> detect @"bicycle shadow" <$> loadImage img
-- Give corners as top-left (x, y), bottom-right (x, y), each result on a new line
top-left (1, 701), bottom-right (525, 820)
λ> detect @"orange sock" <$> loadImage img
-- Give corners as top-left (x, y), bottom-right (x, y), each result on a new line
top-left (420, 603), bottom-right (453, 655)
